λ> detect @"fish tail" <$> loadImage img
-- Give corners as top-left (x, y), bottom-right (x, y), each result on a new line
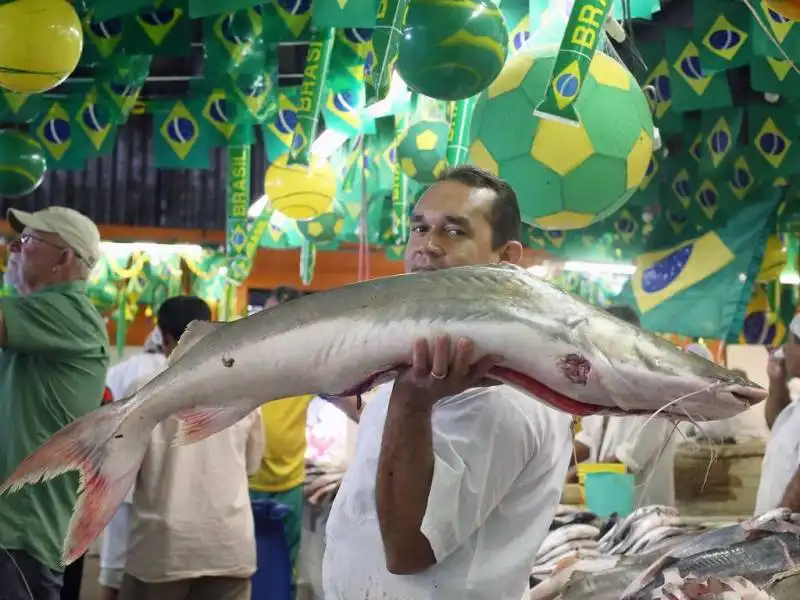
top-left (0, 399), bottom-right (150, 566)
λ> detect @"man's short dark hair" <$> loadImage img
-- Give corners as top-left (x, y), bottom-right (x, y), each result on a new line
top-left (157, 296), bottom-right (212, 342)
top-left (273, 286), bottom-right (303, 304)
top-left (605, 304), bottom-right (641, 327)
top-left (436, 165), bottom-right (521, 249)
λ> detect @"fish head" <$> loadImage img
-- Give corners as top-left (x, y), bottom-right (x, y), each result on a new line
top-left (657, 345), bottom-right (766, 421)
top-left (599, 329), bottom-right (767, 421)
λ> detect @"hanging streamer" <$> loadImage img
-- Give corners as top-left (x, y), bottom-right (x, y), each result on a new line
top-left (369, 0), bottom-right (410, 101)
top-left (290, 27), bottom-right (336, 166)
top-left (391, 112), bottom-right (410, 245)
top-left (446, 97), bottom-right (476, 166)
top-left (300, 238), bottom-right (317, 285)
top-left (226, 145), bottom-right (251, 258)
top-left (225, 144), bottom-right (257, 285)
top-left (534, 0), bottom-right (614, 125)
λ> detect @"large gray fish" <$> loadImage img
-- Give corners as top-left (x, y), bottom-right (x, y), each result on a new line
top-left (623, 509), bottom-right (800, 595)
top-left (0, 263), bottom-right (765, 565)
top-left (623, 532), bottom-right (800, 598)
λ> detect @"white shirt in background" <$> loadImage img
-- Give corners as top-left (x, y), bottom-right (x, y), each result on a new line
top-left (755, 400), bottom-right (800, 515)
top-left (323, 382), bottom-right (573, 600)
top-left (99, 351), bottom-right (168, 585)
top-left (124, 365), bottom-right (265, 583)
top-left (576, 414), bottom-right (677, 507)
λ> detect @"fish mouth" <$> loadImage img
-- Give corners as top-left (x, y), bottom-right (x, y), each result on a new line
top-left (717, 383), bottom-right (768, 406)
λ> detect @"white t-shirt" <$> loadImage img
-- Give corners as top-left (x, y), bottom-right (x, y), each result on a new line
top-left (124, 366), bottom-right (265, 583)
top-left (576, 415), bottom-right (677, 507)
top-left (755, 401), bottom-right (800, 515)
top-left (99, 352), bottom-right (168, 576)
top-left (322, 382), bottom-right (573, 600)
top-left (105, 351), bottom-right (167, 405)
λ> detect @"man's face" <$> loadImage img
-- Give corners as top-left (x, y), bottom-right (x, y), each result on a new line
top-left (404, 180), bottom-right (518, 273)
top-left (6, 228), bottom-right (67, 293)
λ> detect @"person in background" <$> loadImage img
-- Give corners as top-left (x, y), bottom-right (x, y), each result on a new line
top-left (322, 165), bottom-right (574, 600)
top-left (97, 328), bottom-right (168, 600)
top-left (0, 207), bottom-right (108, 600)
top-left (249, 286), bottom-right (360, 600)
top-left (754, 314), bottom-right (800, 514)
top-left (119, 296), bottom-right (264, 600)
top-left (570, 304), bottom-right (678, 507)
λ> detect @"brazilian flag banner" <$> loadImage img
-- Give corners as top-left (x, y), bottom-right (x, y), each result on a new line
top-left (619, 187), bottom-right (782, 339)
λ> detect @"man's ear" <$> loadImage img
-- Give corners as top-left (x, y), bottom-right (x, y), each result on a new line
top-left (499, 240), bottom-right (524, 265)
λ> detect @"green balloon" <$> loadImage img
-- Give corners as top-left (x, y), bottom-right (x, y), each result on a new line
top-left (396, 0), bottom-right (509, 101)
top-left (0, 130), bottom-right (47, 198)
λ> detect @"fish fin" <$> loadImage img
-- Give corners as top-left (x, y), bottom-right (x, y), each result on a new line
top-left (173, 405), bottom-right (254, 446)
top-left (167, 320), bottom-right (225, 366)
top-left (620, 554), bottom-right (678, 600)
top-left (0, 400), bottom-right (150, 566)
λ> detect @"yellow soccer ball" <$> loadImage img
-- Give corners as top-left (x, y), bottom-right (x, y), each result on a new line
top-left (0, 0), bottom-right (84, 94)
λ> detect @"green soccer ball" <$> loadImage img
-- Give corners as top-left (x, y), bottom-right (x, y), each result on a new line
top-left (0, 129), bottom-right (47, 198)
top-left (469, 47), bottom-right (655, 230)
top-left (396, 0), bottom-right (509, 101)
top-left (397, 120), bottom-right (449, 184)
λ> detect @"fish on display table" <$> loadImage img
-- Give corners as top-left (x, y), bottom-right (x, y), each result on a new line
top-left (0, 264), bottom-right (767, 565)
top-left (623, 532), bottom-right (800, 598)
top-left (529, 508), bottom-right (800, 600)
top-left (623, 508), bottom-right (800, 596)
top-left (765, 568), bottom-right (800, 600)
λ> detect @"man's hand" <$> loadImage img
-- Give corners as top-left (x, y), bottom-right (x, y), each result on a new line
top-left (393, 334), bottom-right (503, 406)
top-left (767, 348), bottom-right (787, 382)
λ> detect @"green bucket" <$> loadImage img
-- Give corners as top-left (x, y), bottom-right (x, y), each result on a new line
top-left (583, 472), bottom-right (636, 518)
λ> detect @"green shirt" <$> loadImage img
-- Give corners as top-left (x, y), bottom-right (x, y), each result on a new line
top-left (0, 281), bottom-right (109, 571)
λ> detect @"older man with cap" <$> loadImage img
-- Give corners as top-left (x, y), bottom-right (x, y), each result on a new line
top-left (754, 314), bottom-right (800, 515)
top-left (0, 207), bottom-right (110, 599)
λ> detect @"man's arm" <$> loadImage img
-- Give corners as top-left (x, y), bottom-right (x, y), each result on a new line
top-left (765, 378), bottom-right (791, 430)
top-left (0, 294), bottom-right (88, 354)
top-left (246, 409), bottom-right (265, 476)
top-left (779, 468), bottom-right (800, 512)
top-left (376, 386), bottom-right (534, 575)
top-left (571, 441), bottom-right (591, 466)
top-left (375, 385), bottom-right (436, 574)
top-left (615, 416), bottom-right (675, 475)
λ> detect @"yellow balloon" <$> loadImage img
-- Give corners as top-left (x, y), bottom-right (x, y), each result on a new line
top-left (0, 0), bottom-right (83, 94)
top-left (264, 154), bottom-right (336, 221)
top-left (758, 234), bottom-right (787, 282)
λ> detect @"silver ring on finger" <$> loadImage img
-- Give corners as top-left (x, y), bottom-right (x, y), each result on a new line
top-left (430, 370), bottom-right (447, 380)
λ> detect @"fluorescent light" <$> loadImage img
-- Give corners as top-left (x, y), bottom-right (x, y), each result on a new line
top-left (248, 195), bottom-right (269, 219)
top-left (563, 261), bottom-right (636, 276)
top-left (310, 129), bottom-right (348, 159)
top-left (308, 72), bottom-right (410, 160)
top-left (781, 273), bottom-right (800, 285)
top-left (100, 241), bottom-right (203, 260)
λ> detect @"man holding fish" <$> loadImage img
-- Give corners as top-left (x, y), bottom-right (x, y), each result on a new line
top-left (321, 166), bottom-right (575, 600)
top-left (0, 170), bottom-right (766, 593)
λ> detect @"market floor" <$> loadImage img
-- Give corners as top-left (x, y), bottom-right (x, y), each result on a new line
top-left (80, 555), bottom-right (102, 600)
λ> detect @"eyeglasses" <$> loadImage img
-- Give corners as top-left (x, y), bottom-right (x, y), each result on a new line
top-left (15, 232), bottom-right (89, 267)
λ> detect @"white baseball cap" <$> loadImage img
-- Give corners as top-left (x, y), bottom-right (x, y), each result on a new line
top-left (8, 206), bottom-right (101, 269)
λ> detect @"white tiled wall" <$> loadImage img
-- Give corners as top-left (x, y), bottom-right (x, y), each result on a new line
top-left (725, 344), bottom-right (771, 441)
